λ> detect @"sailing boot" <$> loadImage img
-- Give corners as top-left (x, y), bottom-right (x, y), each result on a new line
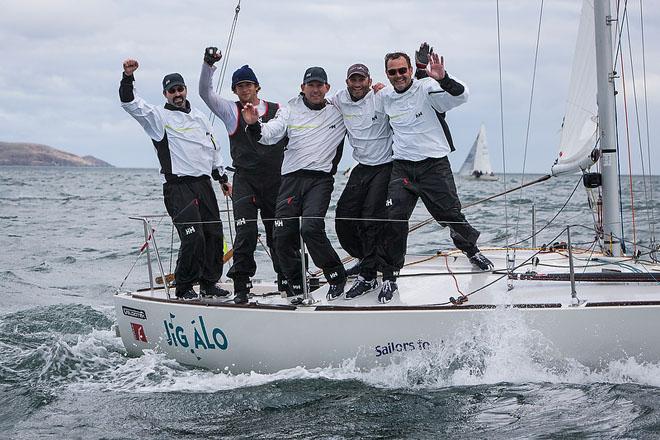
top-left (466, 251), bottom-right (494, 271)
top-left (326, 279), bottom-right (346, 301)
top-left (200, 281), bottom-right (230, 298)
top-left (233, 279), bottom-right (252, 304)
top-left (378, 280), bottom-right (398, 304)
top-left (345, 276), bottom-right (379, 300)
top-left (175, 284), bottom-right (198, 301)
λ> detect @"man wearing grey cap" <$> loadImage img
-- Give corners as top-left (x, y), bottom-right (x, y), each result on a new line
top-left (241, 66), bottom-right (348, 302)
top-left (119, 58), bottom-right (231, 301)
top-left (331, 63), bottom-right (394, 301)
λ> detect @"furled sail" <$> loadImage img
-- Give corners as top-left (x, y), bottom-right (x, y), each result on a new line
top-left (551, 0), bottom-right (599, 175)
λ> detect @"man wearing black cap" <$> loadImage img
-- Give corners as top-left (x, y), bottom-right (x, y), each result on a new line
top-left (241, 67), bottom-right (348, 302)
top-left (199, 47), bottom-right (287, 304)
top-left (119, 58), bottom-right (231, 301)
top-left (331, 63), bottom-right (394, 300)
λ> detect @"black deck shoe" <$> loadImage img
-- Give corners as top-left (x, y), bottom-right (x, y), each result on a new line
top-left (326, 280), bottom-right (346, 301)
top-left (345, 260), bottom-right (362, 277)
top-left (378, 280), bottom-right (398, 304)
top-left (200, 282), bottom-right (230, 298)
top-left (467, 252), bottom-right (494, 271)
top-left (345, 276), bottom-right (379, 300)
top-left (233, 290), bottom-right (249, 304)
top-left (286, 281), bottom-right (304, 298)
top-left (175, 286), bottom-right (198, 301)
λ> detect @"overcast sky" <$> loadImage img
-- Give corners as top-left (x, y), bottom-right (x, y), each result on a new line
top-left (1, 0), bottom-right (657, 174)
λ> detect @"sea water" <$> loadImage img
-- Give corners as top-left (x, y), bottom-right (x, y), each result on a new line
top-left (1, 167), bottom-right (659, 439)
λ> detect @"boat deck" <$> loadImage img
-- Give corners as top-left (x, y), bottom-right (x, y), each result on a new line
top-left (125, 249), bottom-right (660, 309)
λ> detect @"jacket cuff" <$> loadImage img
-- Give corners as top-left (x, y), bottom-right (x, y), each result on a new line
top-left (212, 169), bottom-right (228, 183)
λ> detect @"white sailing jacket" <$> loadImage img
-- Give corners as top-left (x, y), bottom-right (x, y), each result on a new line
top-left (122, 93), bottom-right (225, 183)
top-left (331, 88), bottom-right (393, 166)
top-left (254, 94), bottom-right (346, 175)
top-left (382, 76), bottom-right (468, 161)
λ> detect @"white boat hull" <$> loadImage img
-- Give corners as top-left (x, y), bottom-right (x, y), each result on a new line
top-left (114, 250), bottom-right (660, 373)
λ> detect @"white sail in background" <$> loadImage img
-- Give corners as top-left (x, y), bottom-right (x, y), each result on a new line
top-left (459, 124), bottom-right (498, 180)
top-left (552, 0), bottom-right (599, 175)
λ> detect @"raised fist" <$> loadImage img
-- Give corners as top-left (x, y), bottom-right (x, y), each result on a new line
top-left (204, 47), bottom-right (222, 66)
top-left (123, 59), bottom-right (139, 76)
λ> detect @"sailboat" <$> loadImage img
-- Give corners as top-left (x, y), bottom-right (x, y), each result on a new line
top-left (458, 124), bottom-right (498, 180)
top-left (113, 0), bottom-right (660, 373)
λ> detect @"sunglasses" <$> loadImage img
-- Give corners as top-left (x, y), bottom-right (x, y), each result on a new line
top-left (387, 67), bottom-right (409, 76)
top-left (167, 85), bottom-right (185, 94)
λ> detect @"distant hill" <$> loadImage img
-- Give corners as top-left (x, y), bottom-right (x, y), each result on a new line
top-left (0, 142), bottom-right (113, 167)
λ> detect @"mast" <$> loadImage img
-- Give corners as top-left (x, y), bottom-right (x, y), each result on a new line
top-left (594, 0), bottom-right (623, 256)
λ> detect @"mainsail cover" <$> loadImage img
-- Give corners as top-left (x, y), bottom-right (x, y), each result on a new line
top-left (551, 0), bottom-right (599, 175)
top-left (459, 124), bottom-right (494, 176)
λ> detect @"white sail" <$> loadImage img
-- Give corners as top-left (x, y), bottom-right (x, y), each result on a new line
top-left (459, 124), bottom-right (497, 180)
top-left (552, 0), bottom-right (599, 175)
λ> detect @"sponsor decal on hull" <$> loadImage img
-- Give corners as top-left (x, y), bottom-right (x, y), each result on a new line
top-left (163, 313), bottom-right (228, 361)
top-left (123, 306), bottom-right (147, 320)
top-left (131, 322), bottom-right (148, 342)
top-left (374, 339), bottom-right (431, 357)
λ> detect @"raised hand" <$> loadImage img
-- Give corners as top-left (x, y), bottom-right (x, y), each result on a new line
top-left (204, 47), bottom-right (222, 66)
top-left (123, 59), bottom-right (139, 76)
top-left (425, 52), bottom-right (445, 81)
top-left (415, 42), bottom-right (433, 69)
top-left (241, 102), bottom-right (259, 125)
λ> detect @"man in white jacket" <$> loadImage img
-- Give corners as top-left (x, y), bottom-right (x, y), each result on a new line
top-left (331, 63), bottom-right (393, 300)
top-left (119, 58), bottom-right (230, 300)
top-left (241, 67), bottom-right (347, 302)
top-left (378, 51), bottom-right (493, 303)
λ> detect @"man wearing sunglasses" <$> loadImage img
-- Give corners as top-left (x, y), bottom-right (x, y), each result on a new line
top-left (378, 51), bottom-right (493, 304)
top-left (241, 67), bottom-right (347, 302)
top-left (119, 58), bottom-right (231, 301)
top-left (330, 63), bottom-right (393, 301)
top-left (199, 47), bottom-right (287, 304)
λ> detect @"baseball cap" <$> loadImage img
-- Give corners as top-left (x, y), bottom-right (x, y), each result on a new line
top-left (162, 73), bottom-right (186, 91)
top-left (346, 63), bottom-right (370, 79)
top-left (303, 66), bottom-right (328, 84)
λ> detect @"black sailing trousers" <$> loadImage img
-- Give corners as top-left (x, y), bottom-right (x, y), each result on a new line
top-left (335, 162), bottom-right (392, 279)
top-left (274, 171), bottom-right (346, 286)
top-left (163, 176), bottom-right (223, 288)
top-left (381, 157), bottom-right (480, 280)
top-left (225, 171), bottom-right (282, 289)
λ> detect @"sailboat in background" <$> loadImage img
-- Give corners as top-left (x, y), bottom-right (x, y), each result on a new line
top-left (458, 123), bottom-right (498, 180)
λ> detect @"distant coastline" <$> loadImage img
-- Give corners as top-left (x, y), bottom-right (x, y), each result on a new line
top-left (0, 141), bottom-right (112, 167)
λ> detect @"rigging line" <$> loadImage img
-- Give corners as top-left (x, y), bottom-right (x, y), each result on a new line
top-left (495, 0), bottom-right (511, 260)
top-left (513, 0), bottom-right (544, 252)
top-left (612, 0), bottom-right (629, 73)
top-left (612, 85), bottom-right (627, 254)
top-left (408, 174), bottom-right (551, 234)
top-left (618, 20), bottom-right (638, 255)
top-left (508, 175), bottom-right (582, 247)
top-left (639, 0), bottom-right (657, 241)
top-left (209, 0), bottom-right (242, 126)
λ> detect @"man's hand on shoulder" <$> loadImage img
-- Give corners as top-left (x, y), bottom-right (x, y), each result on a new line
top-left (204, 47), bottom-right (222, 66)
top-left (425, 53), bottom-right (446, 81)
top-left (123, 59), bottom-right (139, 76)
top-left (372, 82), bottom-right (386, 93)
